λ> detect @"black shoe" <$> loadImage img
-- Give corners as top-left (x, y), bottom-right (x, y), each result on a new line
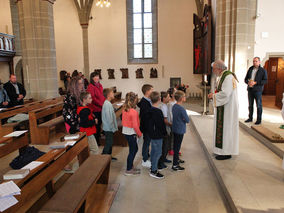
top-left (178, 159), bottom-right (185, 164)
top-left (164, 158), bottom-right (172, 163)
top-left (215, 155), bottom-right (232, 160)
top-left (158, 164), bottom-right (168, 171)
top-left (149, 170), bottom-right (164, 179)
top-left (245, 119), bottom-right (252, 123)
top-left (255, 120), bottom-right (261, 125)
top-left (172, 165), bottom-right (185, 171)
top-left (111, 157), bottom-right (118, 161)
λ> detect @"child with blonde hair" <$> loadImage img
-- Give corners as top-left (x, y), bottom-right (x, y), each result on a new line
top-left (122, 92), bottom-right (142, 176)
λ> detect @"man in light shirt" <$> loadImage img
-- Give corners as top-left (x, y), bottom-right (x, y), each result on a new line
top-left (244, 57), bottom-right (267, 125)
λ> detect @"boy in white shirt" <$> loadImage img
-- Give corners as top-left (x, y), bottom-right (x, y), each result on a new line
top-left (167, 87), bottom-right (177, 156)
top-left (158, 91), bottom-right (172, 170)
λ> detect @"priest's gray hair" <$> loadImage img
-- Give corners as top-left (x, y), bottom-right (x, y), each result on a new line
top-left (211, 60), bottom-right (227, 71)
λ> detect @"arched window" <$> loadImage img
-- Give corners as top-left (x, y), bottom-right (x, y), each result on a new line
top-left (127, 0), bottom-right (158, 64)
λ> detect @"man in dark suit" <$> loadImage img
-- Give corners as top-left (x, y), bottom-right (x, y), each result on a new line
top-left (244, 57), bottom-right (267, 125)
top-left (4, 74), bottom-right (26, 107)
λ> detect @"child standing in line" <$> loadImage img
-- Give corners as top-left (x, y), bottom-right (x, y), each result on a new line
top-left (122, 92), bottom-right (142, 176)
top-left (167, 87), bottom-right (177, 156)
top-left (137, 84), bottom-right (153, 168)
top-left (147, 91), bottom-right (167, 179)
top-left (102, 88), bottom-right (118, 160)
top-left (158, 91), bottom-right (172, 170)
top-left (77, 92), bottom-right (99, 155)
top-left (172, 90), bottom-right (190, 171)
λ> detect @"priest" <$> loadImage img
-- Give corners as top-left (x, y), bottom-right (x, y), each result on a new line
top-left (208, 60), bottom-right (239, 160)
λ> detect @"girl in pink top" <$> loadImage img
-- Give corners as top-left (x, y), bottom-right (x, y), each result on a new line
top-left (122, 92), bottom-right (142, 176)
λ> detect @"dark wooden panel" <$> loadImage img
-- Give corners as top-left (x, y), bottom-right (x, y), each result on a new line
top-left (276, 58), bottom-right (284, 108)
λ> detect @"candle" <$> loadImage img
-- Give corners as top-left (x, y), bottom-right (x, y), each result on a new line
top-left (204, 74), bottom-right (207, 82)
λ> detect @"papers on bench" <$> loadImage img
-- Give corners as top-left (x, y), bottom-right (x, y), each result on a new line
top-left (0, 181), bottom-right (21, 212)
top-left (64, 134), bottom-right (79, 140)
top-left (0, 196), bottom-right (18, 212)
top-left (0, 181), bottom-right (21, 198)
top-left (3, 169), bottom-right (29, 180)
top-left (22, 161), bottom-right (44, 171)
top-left (50, 141), bottom-right (77, 149)
top-left (4, 130), bottom-right (28, 138)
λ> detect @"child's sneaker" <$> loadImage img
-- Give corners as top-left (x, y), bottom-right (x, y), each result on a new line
top-left (142, 160), bottom-right (151, 168)
top-left (124, 169), bottom-right (140, 176)
top-left (133, 168), bottom-right (141, 174)
top-left (178, 159), bottom-right (185, 164)
top-left (158, 164), bottom-right (168, 171)
top-left (164, 158), bottom-right (172, 163)
top-left (172, 165), bottom-right (185, 171)
top-left (149, 170), bottom-right (164, 179)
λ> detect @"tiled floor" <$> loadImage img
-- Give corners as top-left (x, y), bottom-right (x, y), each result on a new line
top-left (191, 115), bottom-right (284, 213)
top-left (108, 125), bottom-right (227, 213)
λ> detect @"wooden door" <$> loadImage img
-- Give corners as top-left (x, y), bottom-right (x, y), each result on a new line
top-left (263, 57), bottom-right (278, 95)
top-left (275, 58), bottom-right (284, 108)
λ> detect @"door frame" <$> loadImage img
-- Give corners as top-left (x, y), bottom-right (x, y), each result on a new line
top-left (262, 52), bottom-right (284, 109)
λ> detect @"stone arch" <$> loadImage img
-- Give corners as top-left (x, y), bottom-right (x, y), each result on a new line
top-left (15, 59), bottom-right (24, 85)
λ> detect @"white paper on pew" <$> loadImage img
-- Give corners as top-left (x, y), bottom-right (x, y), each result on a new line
top-left (0, 108), bottom-right (5, 112)
top-left (64, 134), bottom-right (79, 140)
top-left (116, 103), bottom-right (124, 106)
top-left (0, 181), bottom-right (21, 198)
top-left (22, 161), bottom-right (44, 171)
top-left (0, 195), bottom-right (18, 212)
top-left (3, 130), bottom-right (28, 138)
top-left (66, 140), bottom-right (77, 146)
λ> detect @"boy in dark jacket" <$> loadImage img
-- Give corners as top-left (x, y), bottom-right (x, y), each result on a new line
top-left (137, 84), bottom-right (153, 168)
top-left (147, 91), bottom-right (167, 179)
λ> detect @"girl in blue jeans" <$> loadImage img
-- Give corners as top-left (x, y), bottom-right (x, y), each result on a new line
top-left (122, 92), bottom-right (142, 176)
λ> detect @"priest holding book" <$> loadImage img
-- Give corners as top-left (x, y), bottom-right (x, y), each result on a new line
top-left (208, 60), bottom-right (239, 160)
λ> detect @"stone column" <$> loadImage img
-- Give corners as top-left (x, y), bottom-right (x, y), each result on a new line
top-left (214, 0), bottom-right (257, 117)
top-left (16, 0), bottom-right (58, 100)
top-left (82, 25), bottom-right (90, 78)
top-left (73, 0), bottom-right (94, 78)
top-left (10, 0), bottom-right (21, 56)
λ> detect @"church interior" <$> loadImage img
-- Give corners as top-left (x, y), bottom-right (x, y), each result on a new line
top-left (0, 0), bottom-right (284, 212)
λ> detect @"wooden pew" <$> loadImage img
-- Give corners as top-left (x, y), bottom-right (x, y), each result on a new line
top-left (0, 97), bottom-right (63, 137)
top-left (29, 103), bottom-right (65, 145)
top-left (0, 133), bottom-right (29, 183)
top-left (2, 133), bottom-right (90, 213)
top-left (39, 155), bottom-right (119, 213)
top-left (0, 133), bottom-right (29, 159)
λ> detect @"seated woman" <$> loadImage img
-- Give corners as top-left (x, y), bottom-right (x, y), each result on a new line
top-left (0, 80), bottom-right (10, 108)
